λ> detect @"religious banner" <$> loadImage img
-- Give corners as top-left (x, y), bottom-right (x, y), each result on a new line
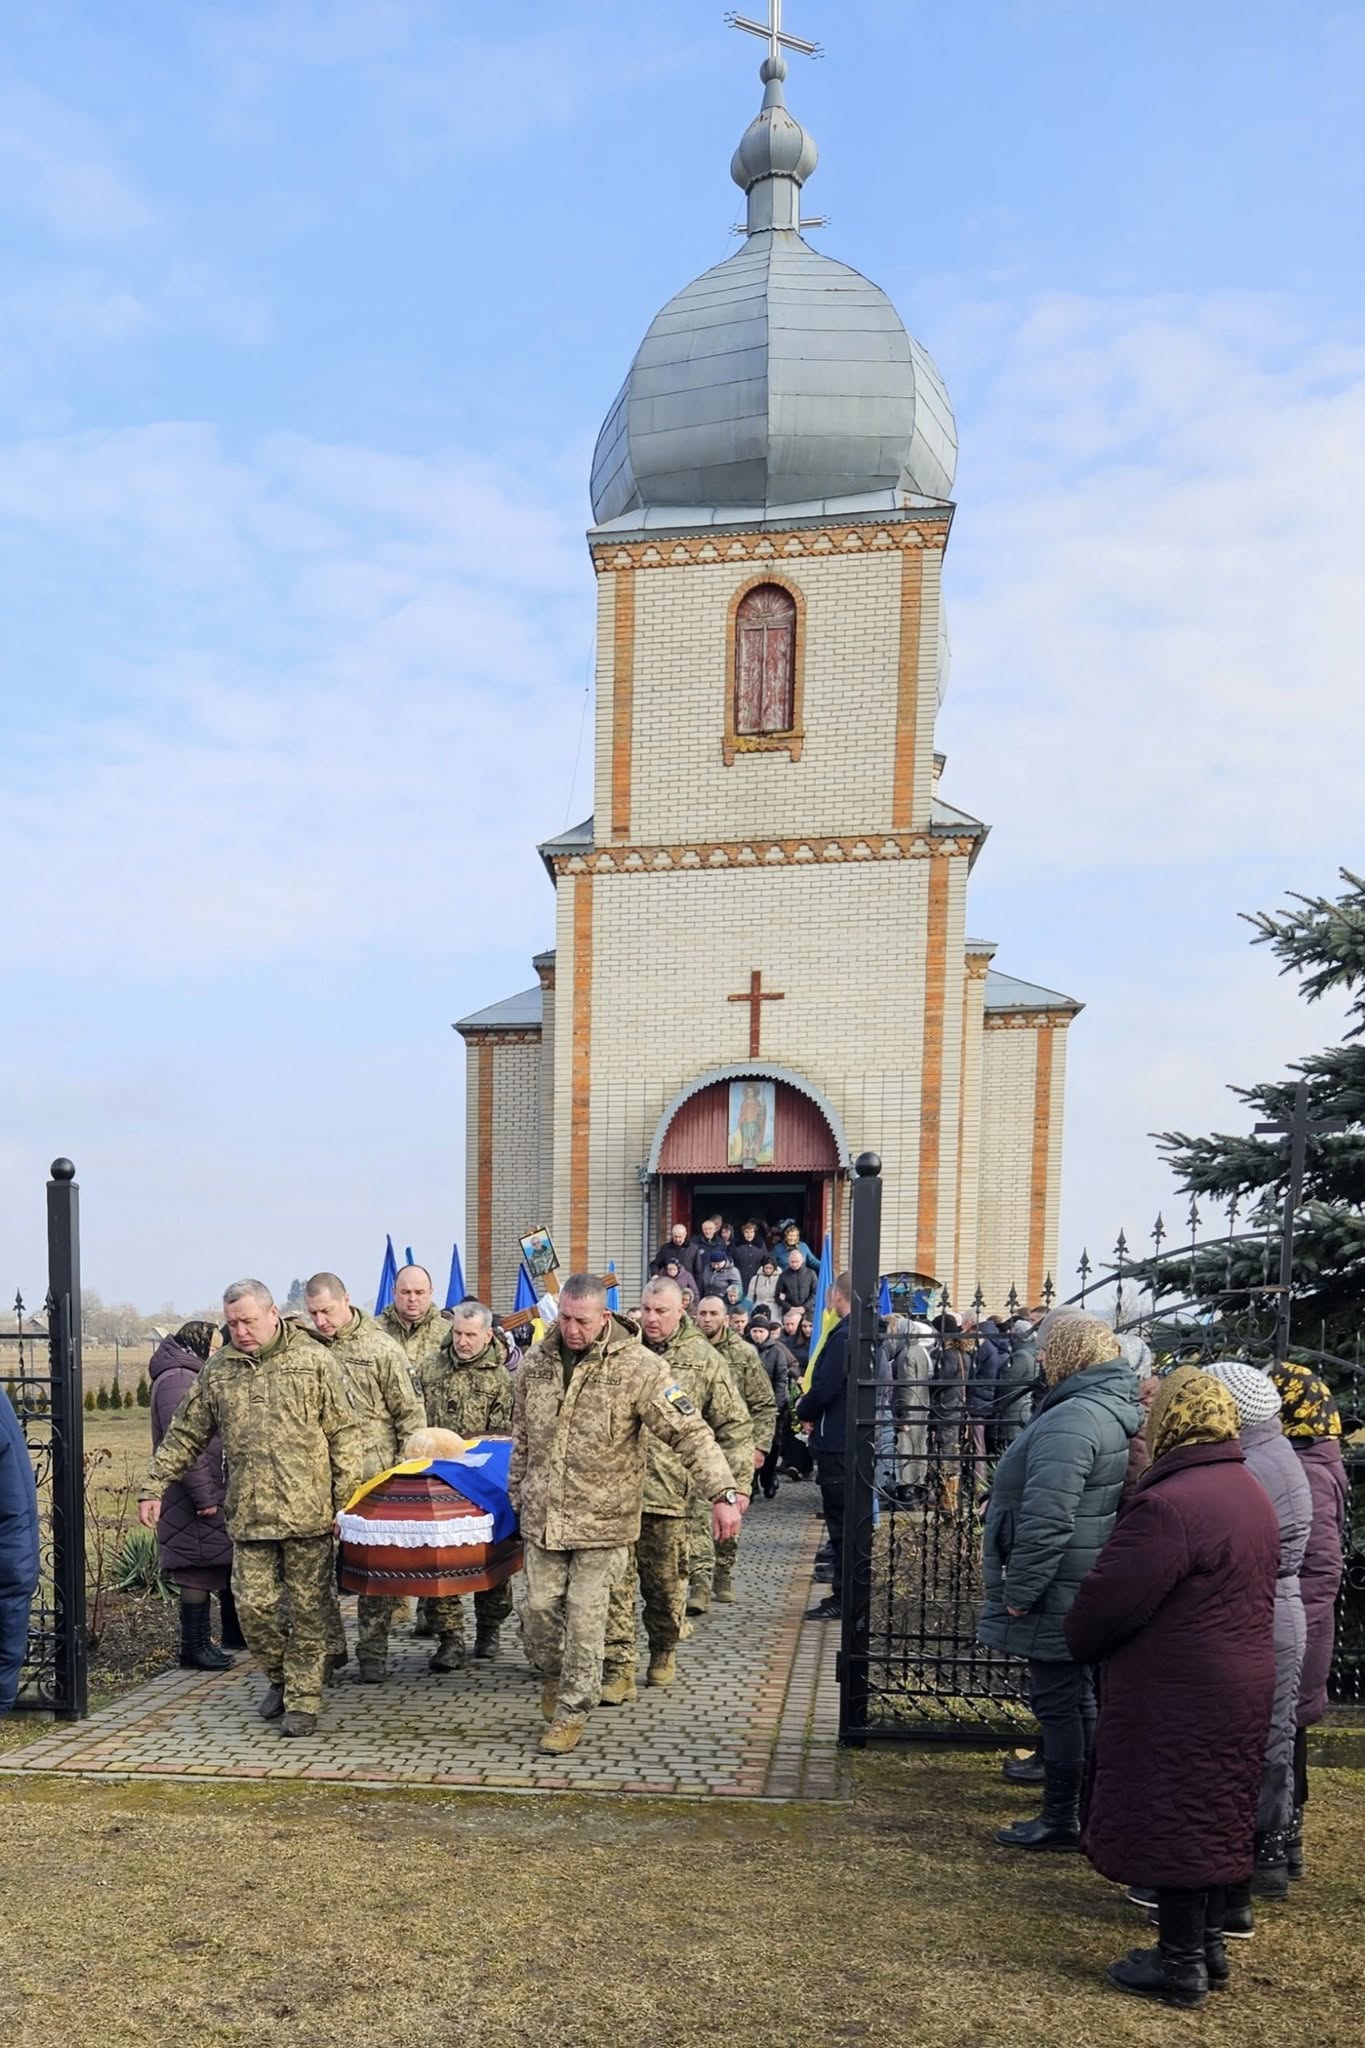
top-left (728, 1079), bottom-right (776, 1168)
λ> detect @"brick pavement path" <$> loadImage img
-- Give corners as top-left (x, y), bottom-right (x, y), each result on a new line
top-left (2, 1484), bottom-right (845, 1800)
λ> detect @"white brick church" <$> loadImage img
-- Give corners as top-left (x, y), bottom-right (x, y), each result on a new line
top-left (456, 42), bottom-right (1079, 1313)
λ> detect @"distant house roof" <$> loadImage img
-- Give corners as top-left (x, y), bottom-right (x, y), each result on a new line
top-left (985, 970), bottom-right (1082, 1015)
top-left (453, 986), bottom-right (544, 1035)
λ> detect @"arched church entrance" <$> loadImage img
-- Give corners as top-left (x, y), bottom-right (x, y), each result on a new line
top-left (645, 1065), bottom-right (848, 1259)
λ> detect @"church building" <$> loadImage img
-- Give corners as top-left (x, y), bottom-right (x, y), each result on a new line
top-left (456, 40), bottom-right (1080, 1314)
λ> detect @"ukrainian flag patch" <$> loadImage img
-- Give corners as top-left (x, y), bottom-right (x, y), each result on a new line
top-left (663, 1383), bottom-right (696, 1416)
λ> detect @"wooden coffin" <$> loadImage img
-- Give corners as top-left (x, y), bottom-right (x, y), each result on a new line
top-left (337, 1469), bottom-right (523, 1599)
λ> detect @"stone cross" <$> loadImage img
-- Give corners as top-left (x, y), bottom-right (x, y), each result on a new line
top-left (729, 970), bottom-right (785, 1057)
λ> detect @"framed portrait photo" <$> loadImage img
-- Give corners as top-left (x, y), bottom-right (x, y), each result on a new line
top-left (519, 1227), bottom-right (559, 1281)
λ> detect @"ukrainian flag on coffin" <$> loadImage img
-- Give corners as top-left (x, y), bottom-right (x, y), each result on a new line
top-left (337, 1439), bottom-right (521, 1600)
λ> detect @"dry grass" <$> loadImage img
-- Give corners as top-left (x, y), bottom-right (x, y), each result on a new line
top-left (0, 1749), bottom-right (1359, 2047)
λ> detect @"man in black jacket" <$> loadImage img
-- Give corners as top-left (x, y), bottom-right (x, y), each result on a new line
top-left (775, 1249), bottom-right (816, 1313)
top-left (794, 1272), bottom-right (851, 1621)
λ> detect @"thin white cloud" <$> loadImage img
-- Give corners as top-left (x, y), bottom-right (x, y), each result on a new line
top-left (0, 72), bottom-right (153, 242)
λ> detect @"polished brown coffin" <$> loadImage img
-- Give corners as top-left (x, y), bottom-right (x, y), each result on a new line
top-left (337, 1469), bottom-right (523, 1599)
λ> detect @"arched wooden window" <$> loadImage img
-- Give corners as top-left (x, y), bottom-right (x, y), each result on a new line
top-left (734, 583), bottom-right (796, 736)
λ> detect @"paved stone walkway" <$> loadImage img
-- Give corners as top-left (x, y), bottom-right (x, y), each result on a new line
top-left (2, 1485), bottom-right (845, 1800)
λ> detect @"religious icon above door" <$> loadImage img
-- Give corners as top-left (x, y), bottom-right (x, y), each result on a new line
top-left (728, 1080), bottom-right (776, 1169)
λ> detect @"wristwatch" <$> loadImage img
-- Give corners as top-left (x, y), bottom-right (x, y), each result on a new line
top-left (717, 1488), bottom-right (739, 1506)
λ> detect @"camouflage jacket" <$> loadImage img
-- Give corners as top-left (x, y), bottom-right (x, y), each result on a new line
top-left (510, 1313), bottom-right (735, 1549)
top-left (641, 1316), bottom-right (755, 1518)
top-left (419, 1333), bottom-right (514, 1442)
top-left (711, 1327), bottom-right (779, 1448)
top-left (319, 1310), bottom-right (426, 1481)
top-left (378, 1302), bottom-right (450, 1369)
top-left (144, 1316), bottom-right (363, 1540)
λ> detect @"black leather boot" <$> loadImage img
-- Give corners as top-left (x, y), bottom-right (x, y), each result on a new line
top-left (1252, 1827), bottom-right (1291, 1901)
top-left (993, 1763), bottom-right (1081, 1850)
top-left (1218, 1881), bottom-right (1255, 1941)
top-left (1001, 1747), bottom-right (1045, 1786)
top-left (1109, 1888), bottom-right (1208, 2009)
top-left (178, 1597), bottom-right (235, 1672)
top-left (218, 1584), bottom-right (248, 1651)
top-left (1203, 1886), bottom-right (1229, 1991)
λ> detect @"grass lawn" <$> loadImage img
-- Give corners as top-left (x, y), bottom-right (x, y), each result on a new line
top-left (0, 1746), bottom-right (1360, 2047)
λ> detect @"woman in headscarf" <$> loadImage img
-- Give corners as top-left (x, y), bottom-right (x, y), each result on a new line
top-left (1065, 1369), bottom-right (1280, 2010)
top-left (148, 1320), bottom-right (237, 1671)
top-left (1204, 1361), bottom-right (1312, 1912)
top-left (979, 1313), bottom-right (1142, 1851)
top-left (1270, 1361), bottom-right (1348, 1882)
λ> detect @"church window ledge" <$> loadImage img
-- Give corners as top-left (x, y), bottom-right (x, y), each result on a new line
top-left (724, 727), bottom-right (807, 765)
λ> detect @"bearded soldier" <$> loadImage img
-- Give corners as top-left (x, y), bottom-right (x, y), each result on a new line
top-left (600, 1277), bottom-right (753, 1703)
top-left (690, 1293), bottom-right (777, 1605)
top-left (304, 1273), bottom-right (425, 1683)
top-left (418, 1299), bottom-right (516, 1670)
top-left (139, 1279), bottom-right (362, 1738)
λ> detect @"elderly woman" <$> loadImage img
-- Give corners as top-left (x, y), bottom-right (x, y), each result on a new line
top-left (979, 1314), bottom-right (1142, 1850)
top-left (1066, 1370), bottom-right (1279, 2010)
top-left (149, 1320), bottom-right (236, 1672)
top-left (1271, 1362), bottom-right (1348, 1882)
top-left (1204, 1361), bottom-right (1311, 1911)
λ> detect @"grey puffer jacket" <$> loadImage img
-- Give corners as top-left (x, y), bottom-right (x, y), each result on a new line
top-left (1240, 1415), bottom-right (1312, 1830)
top-left (978, 1357), bottom-right (1142, 1663)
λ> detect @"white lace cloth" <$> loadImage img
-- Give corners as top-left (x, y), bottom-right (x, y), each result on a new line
top-left (337, 1512), bottom-right (495, 1550)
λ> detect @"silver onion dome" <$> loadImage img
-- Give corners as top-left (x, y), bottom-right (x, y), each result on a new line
top-left (590, 55), bottom-right (957, 527)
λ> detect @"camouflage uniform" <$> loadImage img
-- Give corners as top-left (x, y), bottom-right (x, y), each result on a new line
top-left (144, 1317), bottom-right (362, 1716)
top-left (319, 1309), bottom-right (426, 1669)
top-left (604, 1316), bottom-right (753, 1677)
top-left (510, 1313), bottom-right (734, 1721)
top-left (378, 1301), bottom-right (450, 1374)
top-left (687, 1326), bottom-right (776, 1597)
top-left (419, 1330), bottom-right (516, 1648)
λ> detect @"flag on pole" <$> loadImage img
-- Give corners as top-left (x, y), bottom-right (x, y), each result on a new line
top-left (404, 1246), bottom-right (416, 1270)
top-left (513, 1267), bottom-right (538, 1314)
top-left (605, 1261), bottom-right (620, 1312)
top-left (878, 1277), bottom-right (892, 1317)
top-left (801, 1234), bottom-right (837, 1391)
top-left (444, 1244), bottom-right (466, 1311)
top-left (374, 1235), bottom-right (399, 1314)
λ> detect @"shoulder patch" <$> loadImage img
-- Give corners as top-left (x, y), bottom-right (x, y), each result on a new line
top-left (663, 1383), bottom-right (696, 1416)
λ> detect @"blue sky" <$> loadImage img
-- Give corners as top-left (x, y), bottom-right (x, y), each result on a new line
top-left (1, 0), bottom-right (1361, 1311)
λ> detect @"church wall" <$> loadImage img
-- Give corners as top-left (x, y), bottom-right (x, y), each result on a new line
top-left (591, 532), bottom-right (944, 850)
top-left (463, 1037), bottom-right (483, 1299)
top-left (976, 1025), bottom-right (1037, 1312)
top-left (537, 965), bottom-right (556, 1223)
top-left (952, 953), bottom-right (991, 1298)
top-left (555, 853), bottom-right (987, 1300)
top-left (487, 1039), bottom-right (543, 1312)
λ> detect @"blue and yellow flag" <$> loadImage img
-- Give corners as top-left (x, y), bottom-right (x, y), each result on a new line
top-left (801, 1235), bottom-right (837, 1391)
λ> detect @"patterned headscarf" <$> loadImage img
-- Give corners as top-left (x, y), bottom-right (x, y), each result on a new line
top-left (1040, 1313), bottom-right (1123, 1387)
top-left (1203, 1360), bottom-right (1282, 1426)
top-left (1147, 1365), bottom-right (1240, 1462)
top-left (174, 1320), bottom-right (216, 1362)
top-left (1270, 1361), bottom-right (1343, 1441)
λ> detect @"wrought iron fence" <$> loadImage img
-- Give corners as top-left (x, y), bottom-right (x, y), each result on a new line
top-left (840, 1190), bottom-right (1365, 1744)
top-left (4, 1162), bottom-right (88, 1717)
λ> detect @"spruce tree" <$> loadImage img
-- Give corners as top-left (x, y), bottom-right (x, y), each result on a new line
top-left (1151, 868), bottom-right (1364, 1349)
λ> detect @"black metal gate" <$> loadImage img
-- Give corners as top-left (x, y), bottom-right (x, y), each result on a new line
top-left (5, 1161), bottom-right (88, 1717)
top-left (839, 1181), bottom-right (1365, 1744)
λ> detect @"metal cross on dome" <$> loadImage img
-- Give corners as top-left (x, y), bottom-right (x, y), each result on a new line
top-left (726, 3), bottom-right (822, 62)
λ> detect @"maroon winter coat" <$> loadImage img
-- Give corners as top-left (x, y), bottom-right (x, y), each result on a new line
top-left (1294, 1436), bottom-right (1348, 1727)
top-left (1064, 1439), bottom-right (1279, 1888)
top-left (149, 1338), bottom-right (233, 1590)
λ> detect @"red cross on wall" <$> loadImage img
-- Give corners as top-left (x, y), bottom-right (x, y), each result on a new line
top-left (728, 970), bottom-right (785, 1057)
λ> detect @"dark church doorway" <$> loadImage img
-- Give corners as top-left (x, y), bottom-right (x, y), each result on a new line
top-left (671, 1176), bottom-right (829, 1252)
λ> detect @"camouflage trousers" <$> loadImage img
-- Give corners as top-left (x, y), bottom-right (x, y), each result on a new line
top-left (604, 1513), bottom-right (688, 1669)
top-left (233, 1535), bottom-right (335, 1716)
top-left (428, 1580), bottom-right (514, 1644)
top-left (687, 1491), bottom-right (738, 1594)
top-left (521, 1540), bottom-right (627, 1720)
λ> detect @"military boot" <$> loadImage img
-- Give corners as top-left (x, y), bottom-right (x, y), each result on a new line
top-left (280, 1710), bottom-right (318, 1739)
top-left (685, 1582), bottom-right (711, 1616)
top-left (326, 1647), bottom-right (349, 1683)
top-left (472, 1624), bottom-right (500, 1661)
top-left (647, 1649), bottom-right (676, 1687)
top-left (429, 1635), bottom-right (466, 1674)
top-left (540, 1680), bottom-right (559, 1722)
top-left (357, 1659), bottom-right (386, 1684)
top-left (993, 1763), bottom-right (1082, 1850)
top-left (599, 1666), bottom-right (638, 1706)
top-left (539, 1716), bottom-right (585, 1756)
top-left (713, 1566), bottom-right (736, 1604)
top-left (257, 1684), bottom-right (285, 1721)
